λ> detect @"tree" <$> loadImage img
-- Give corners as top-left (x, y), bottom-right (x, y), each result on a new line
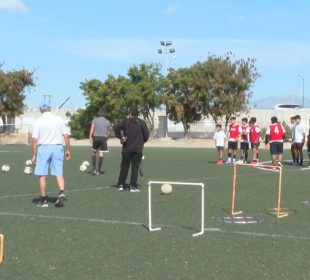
top-left (127, 63), bottom-right (164, 134)
top-left (0, 65), bottom-right (35, 133)
top-left (165, 66), bottom-right (205, 137)
top-left (193, 53), bottom-right (260, 127)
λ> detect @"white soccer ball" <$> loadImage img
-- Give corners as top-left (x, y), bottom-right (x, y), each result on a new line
top-left (82, 161), bottom-right (90, 167)
top-left (161, 183), bottom-right (173, 195)
top-left (1, 164), bottom-right (10, 172)
top-left (24, 166), bottom-right (33, 175)
top-left (80, 164), bottom-right (87, 172)
top-left (25, 159), bottom-right (32, 166)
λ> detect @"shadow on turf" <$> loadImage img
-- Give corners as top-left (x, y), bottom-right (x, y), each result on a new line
top-left (32, 197), bottom-right (68, 204)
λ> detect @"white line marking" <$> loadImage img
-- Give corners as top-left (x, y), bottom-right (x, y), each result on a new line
top-left (0, 211), bottom-right (309, 241)
top-left (0, 186), bottom-right (112, 199)
top-left (205, 228), bottom-right (310, 241)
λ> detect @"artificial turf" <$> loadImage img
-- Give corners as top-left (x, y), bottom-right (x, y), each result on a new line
top-left (0, 144), bottom-right (309, 280)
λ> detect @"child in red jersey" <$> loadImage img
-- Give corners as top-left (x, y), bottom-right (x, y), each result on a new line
top-left (238, 117), bottom-right (250, 163)
top-left (225, 117), bottom-right (240, 164)
top-left (249, 117), bottom-right (261, 164)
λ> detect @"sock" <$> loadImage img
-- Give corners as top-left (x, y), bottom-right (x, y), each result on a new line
top-left (98, 157), bottom-right (103, 172)
top-left (92, 155), bottom-right (97, 171)
top-left (41, 196), bottom-right (47, 202)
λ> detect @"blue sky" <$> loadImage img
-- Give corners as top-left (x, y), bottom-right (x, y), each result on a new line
top-left (0, 0), bottom-right (309, 108)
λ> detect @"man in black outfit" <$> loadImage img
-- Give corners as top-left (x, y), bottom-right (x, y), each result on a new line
top-left (114, 107), bottom-right (149, 192)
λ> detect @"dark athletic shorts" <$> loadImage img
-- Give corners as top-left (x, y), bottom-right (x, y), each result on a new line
top-left (92, 136), bottom-right (108, 152)
top-left (251, 142), bottom-right (260, 149)
top-left (293, 142), bottom-right (303, 150)
top-left (216, 146), bottom-right (224, 151)
top-left (228, 141), bottom-right (238, 150)
top-left (240, 142), bottom-right (249, 151)
top-left (270, 142), bottom-right (283, 156)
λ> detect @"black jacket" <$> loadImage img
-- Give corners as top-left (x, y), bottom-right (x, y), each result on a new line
top-left (114, 117), bottom-right (149, 152)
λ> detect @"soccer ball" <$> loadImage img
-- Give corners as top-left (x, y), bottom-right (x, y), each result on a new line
top-left (161, 183), bottom-right (172, 195)
top-left (24, 166), bottom-right (33, 175)
top-left (82, 161), bottom-right (90, 167)
top-left (80, 164), bottom-right (87, 172)
top-left (25, 159), bottom-right (32, 166)
top-left (1, 164), bottom-right (10, 172)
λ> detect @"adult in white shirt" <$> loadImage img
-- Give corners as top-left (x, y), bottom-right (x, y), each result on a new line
top-left (32, 102), bottom-right (70, 207)
top-left (293, 115), bottom-right (306, 166)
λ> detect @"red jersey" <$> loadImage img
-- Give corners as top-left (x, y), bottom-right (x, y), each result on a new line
top-left (240, 124), bottom-right (249, 143)
top-left (250, 124), bottom-right (260, 143)
top-left (228, 123), bottom-right (240, 141)
top-left (268, 123), bottom-right (285, 142)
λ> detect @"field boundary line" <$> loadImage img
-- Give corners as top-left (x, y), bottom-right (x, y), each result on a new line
top-left (0, 186), bottom-right (112, 199)
top-left (205, 227), bottom-right (310, 241)
top-left (0, 211), bottom-right (309, 241)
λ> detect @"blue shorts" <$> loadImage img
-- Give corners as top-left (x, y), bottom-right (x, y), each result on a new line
top-left (34, 145), bottom-right (64, 176)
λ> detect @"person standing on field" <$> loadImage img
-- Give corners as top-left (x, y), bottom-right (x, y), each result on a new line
top-left (238, 117), bottom-right (250, 163)
top-left (293, 115), bottom-right (306, 166)
top-left (32, 102), bottom-right (70, 208)
top-left (213, 123), bottom-right (226, 165)
top-left (225, 117), bottom-right (240, 164)
top-left (265, 116), bottom-right (285, 166)
top-left (249, 117), bottom-right (261, 164)
top-left (89, 108), bottom-right (111, 175)
top-left (114, 107), bottom-right (149, 192)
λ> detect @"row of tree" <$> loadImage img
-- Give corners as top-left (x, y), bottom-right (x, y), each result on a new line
top-left (70, 53), bottom-right (259, 138)
top-left (0, 64), bottom-right (35, 133)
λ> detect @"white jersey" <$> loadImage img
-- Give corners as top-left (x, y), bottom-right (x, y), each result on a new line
top-left (294, 123), bottom-right (306, 143)
top-left (32, 112), bottom-right (68, 145)
top-left (213, 130), bottom-right (226, 147)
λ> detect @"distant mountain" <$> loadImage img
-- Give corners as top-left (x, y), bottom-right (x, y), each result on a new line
top-left (249, 95), bottom-right (310, 109)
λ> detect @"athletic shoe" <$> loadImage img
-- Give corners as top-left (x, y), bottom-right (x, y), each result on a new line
top-left (250, 160), bottom-right (258, 165)
top-left (236, 160), bottom-right (243, 164)
top-left (92, 170), bottom-right (98, 175)
top-left (55, 192), bottom-right (65, 208)
top-left (117, 185), bottom-right (124, 191)
top-left (216, 160), bottom-right (224, 165)
top-left (225, 159), bottom-right (232, 164)
top-left (129, 186), bottom-right (141, 193)
top-left (37, 200), bottom-right (48, 208)
top-left (232, 159), bottom-right (236, 164)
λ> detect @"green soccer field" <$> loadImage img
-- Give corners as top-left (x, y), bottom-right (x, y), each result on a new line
top-left (0, 145), bottom-right (309, 280)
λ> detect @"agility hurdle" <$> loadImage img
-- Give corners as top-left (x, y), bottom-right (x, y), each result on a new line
top-left (231, 163), bottom-right (290, 218)
top-left (148, 181), bottom-right (205, 237)
top-left (0, 234), bottom-right (4, 264)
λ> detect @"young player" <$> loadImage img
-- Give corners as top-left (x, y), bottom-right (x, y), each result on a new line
top-left (290, 116), bottom-right (296, 163)
top-left (249, 117), bottom-right (261, 164)
top-left (238, 117), bottom-right (250, 163)
top-left (213, 124), bottom-right (226, 165)
top-left (225, 117), bottom-right (240, 164)
top-left (293, 115), bottom-right (306, 166)
top-left (265, 116), bottom-right (285, 166)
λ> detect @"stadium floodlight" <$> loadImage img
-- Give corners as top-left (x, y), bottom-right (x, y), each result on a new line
top-left (157, 40), bottom-right (176, 76)
top-left (297, 74), bottom-right (305, 108)
top-left (147, 180), bottom-right (205, 237)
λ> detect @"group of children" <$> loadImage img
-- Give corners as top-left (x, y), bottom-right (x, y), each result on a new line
top-left (213, 116), bottom-right (260, 165)
top-left (213, 115), bottom-right (310, 166)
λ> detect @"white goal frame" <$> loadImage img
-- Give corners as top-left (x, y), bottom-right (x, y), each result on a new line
top-left (148, 181), bottom-right (205, 237)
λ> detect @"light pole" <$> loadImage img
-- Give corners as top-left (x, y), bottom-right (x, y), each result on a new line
top-left (158, 40), bottom-right (176, 76)
top-left (297, 74), bottom-right (305, 108)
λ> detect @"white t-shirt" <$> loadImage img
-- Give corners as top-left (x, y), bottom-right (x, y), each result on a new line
top-left (294, 123), bottom-right (306, 143)
top-left (32, 112), bottom-right (68, 145)
top-left (213, 130), bottom-right (226, 147)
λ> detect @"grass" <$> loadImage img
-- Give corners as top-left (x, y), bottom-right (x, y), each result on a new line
top-left (0, 144), bottom-right (310, 280)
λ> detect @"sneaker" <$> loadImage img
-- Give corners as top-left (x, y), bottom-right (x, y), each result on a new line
top-left (117, 185), bottom-right (124, 191)
top-left (129, 186), bottom-right (141, 193)
top-left (92, 170), bottom-right (98, 175)
top-left (236, 160), bottom-right (243, 164)
top-left (225, 159), bottom-right (232, 164)
top-left (55, 192), bottom-right (65, 208)
top-left (232, 158), bottom-right (236, 164)
top-left (216, 160), bottom-right (224, 165)
top-left (37, 200), bottom-right (48, 208)
top-left (250, 160), bottom-right (258, 165)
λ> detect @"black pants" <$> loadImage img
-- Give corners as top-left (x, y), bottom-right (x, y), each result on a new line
top-left (117, 151), bottom-right (142, 187)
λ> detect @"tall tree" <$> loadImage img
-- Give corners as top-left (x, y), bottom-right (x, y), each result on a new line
top-left (0, 66), bottom-right (35, 133)
top-left (127, 63), bottom-right (163, 134)
top-left (193, 53), bottom-right (259, 127)
top-left (165, 66), bottom-right (204, 137)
